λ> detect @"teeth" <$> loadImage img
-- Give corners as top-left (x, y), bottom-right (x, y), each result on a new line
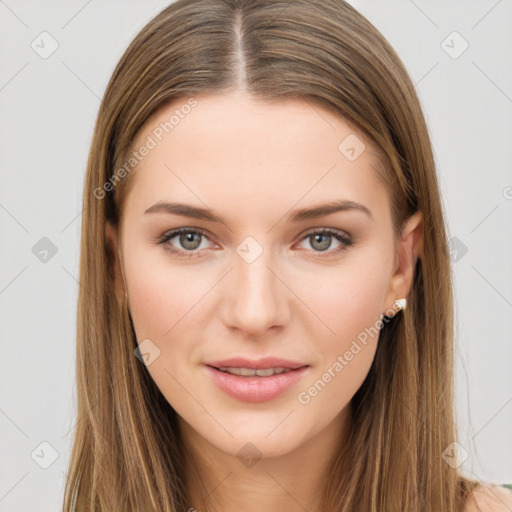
top-left (217, 367), bottom-right (291, 377)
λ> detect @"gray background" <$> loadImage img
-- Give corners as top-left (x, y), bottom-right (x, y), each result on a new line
top-left (0, 0), bottom-right (510, 510)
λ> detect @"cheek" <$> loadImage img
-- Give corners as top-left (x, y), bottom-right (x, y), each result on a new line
top-left (125, 260), bottom-right (208, 412)
top-left (124, 252), bottom-right (210, 340)
top-left (291, 257), bottom-right (390, 406)
top-left (292, 254), bottom-right (391, 344)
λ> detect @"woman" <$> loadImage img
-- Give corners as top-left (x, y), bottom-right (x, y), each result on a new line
top-left (63, 0), bottom-right (512, 510)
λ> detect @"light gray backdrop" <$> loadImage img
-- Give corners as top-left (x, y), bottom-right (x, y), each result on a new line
top-left (0, 1), bottom-right (511, 510)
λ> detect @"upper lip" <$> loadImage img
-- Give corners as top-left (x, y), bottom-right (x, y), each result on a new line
top-left (204, 357), bottom-right (309, 370)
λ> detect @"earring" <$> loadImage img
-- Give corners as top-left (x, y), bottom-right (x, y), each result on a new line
top-left (394, 298), bottom-right (407, 311)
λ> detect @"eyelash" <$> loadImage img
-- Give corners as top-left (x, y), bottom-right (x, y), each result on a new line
top-left (157, 227), bottom-right (353, 259)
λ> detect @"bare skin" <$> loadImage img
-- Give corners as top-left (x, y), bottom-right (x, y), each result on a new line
top-left (106, 90), bottom-right (423, 511)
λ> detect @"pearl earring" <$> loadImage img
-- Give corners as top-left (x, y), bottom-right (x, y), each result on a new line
top-left (394, 298), bottom-right (407, 311)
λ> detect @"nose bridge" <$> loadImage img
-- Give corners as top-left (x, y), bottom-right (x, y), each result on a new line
top-left (222, 236), bottom-right (289, 335)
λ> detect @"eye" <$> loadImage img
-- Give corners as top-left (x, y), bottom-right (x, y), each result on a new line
top-left (157, 227), bottom-right (353, 259)
top-left (296, 229), bottom-right (353, 257)
top-left (157, 228), bottom-right (215, 258)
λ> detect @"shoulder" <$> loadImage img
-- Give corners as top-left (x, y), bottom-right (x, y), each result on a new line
top-left (464, 484), bottom-right (512, 512)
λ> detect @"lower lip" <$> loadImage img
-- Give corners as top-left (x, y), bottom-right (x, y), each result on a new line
top-left (204, 365), bottom-right (309, 402)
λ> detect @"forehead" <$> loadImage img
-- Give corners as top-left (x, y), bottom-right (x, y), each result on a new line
top-left (122, 91), bottom-right (389, 221)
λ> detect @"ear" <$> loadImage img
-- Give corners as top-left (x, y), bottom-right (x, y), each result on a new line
top-left (105, 221), bottom-right (126, 302)
top-left (383, 210), bottom-right (423, 313)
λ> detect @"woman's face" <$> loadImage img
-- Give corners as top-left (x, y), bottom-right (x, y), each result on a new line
top-left (107, 91), bottom-right (421, 459)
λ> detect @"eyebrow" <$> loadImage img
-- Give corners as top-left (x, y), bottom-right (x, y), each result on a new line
top-left (144, 199), bottom-right (372, 223)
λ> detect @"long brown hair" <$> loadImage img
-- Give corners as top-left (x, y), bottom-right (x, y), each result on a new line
top-left (63, 0), bottom-right (482, 510)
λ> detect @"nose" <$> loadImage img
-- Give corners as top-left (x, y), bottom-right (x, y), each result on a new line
top-left (220, 247), bottom-right (291, 337)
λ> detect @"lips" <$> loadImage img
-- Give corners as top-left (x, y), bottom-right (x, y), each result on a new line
top-left (204, 357), bottom-right (308, 371)
top-left (203, 357), bottom-right (310, 402)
